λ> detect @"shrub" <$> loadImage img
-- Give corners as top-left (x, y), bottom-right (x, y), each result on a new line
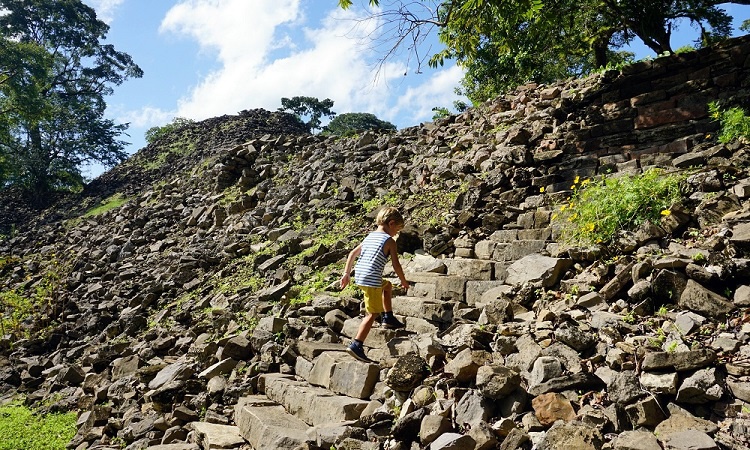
top-left (144, 117), bottom-right (195, 144)
top-left (708, 101), bottom-right (750, 143)
top-left (552, 169), bottom-right (684, 246)
top-left (0, 401), bottom-right (77, 450)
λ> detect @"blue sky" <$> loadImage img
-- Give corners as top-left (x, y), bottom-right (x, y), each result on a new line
top-left (82, 1), bottom-right (750, 177)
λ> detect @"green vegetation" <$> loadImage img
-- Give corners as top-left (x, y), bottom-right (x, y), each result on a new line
top-left (0, 0), bottom-right (142, 203)
top-left (709, 101), bottom-right (750, 143)
top-left (278, 96), bottom-right (336, 133)
top-left (0, 400), bottom-right (77, 450)
top-left (552, 169), bottom-right (684, 247)
top-left (322, 112), bottom-right (396, 137)
top-left (145, 117), bottom-right (196, 144)
top-left (82, 193), bottom-right (128, 217)
top-left (340, 0), bottom-right (737, 104)
top-left (1, 256), bottom-right (65, 341)
top-left (213, 252), bottom-right (268, 296)
top-left (409, 183), bottom-right (466, 228)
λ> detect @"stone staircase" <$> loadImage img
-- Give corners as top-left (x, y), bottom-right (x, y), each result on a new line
top-left (228, 234), bottom-right (555, 449)
top-left (159, 183), bottom-right (567, 450)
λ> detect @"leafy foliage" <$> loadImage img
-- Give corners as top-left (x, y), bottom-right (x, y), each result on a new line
top-left (322, 112), bottom-right (396, 137)
top-left (552, 169), bottom-right (684, 246)
top-left (0, 0), bottom-right (142, 203)
top-left (0, 400), bottom-right (77, 450)
top-left (278, 96), bottom-right (336, 132)
top-left (339, 0), bottom-right (739, 103)
top-left (709, 101), bottom-right (750, 143)
top-left (145, 117), bottom-right (196, 144)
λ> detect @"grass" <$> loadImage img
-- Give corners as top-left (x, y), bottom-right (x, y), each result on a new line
top-left (82, 193), bottom-right (128, 217)
top-left (552, 169), bottom-right (684, 247)
top-left (0, 401), bottom-right (77, 450)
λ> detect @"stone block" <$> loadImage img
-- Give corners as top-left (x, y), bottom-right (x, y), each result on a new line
top-left (188, 422), bottom-right (245, 450)
top-left (261, 374), bottom-right (370, 426)
top-left (329, 357), bottom-right (380, 399)
top-left (293, 341), bottom-right (347, 360)
top-left (493, 241), bottom-right (548, 262)
top-left (234, 396), bottom-right (309, 450)
top-left (444, 258), bottom-right (493, 280)
top-left (393, 296), bottom-right (453, 323)
top-left (466, 281), bottom-right (510, 307)
top-left (434, 275), bottom-right (467, 302)
top-left (489, 230), bottom-right (519, 243)
top-left (342, 318), bottom-right (399, 349)
top-left (505, 254), bottom-right (572, 288)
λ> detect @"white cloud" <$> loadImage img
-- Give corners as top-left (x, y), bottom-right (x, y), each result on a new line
top-left (118, 105), bottom-right (175, 129)
top-left (158, 0), bottom-right (465, 128)
top-left (84, 0), bottom-right (125, 24)
top-left (391, 64), bottom-right (466, 124)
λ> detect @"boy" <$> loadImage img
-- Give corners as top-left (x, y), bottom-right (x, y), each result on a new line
top-left (340, 206), bottom-right (410, 362)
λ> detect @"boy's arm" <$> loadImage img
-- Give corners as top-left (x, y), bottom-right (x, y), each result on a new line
top-left (340, 244), bottom-right (362, 288)
top-left (385, 238), bottom-right (410, 290)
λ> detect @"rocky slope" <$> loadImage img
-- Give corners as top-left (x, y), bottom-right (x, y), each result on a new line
top-left (1, 36), bottom-right (750, 450)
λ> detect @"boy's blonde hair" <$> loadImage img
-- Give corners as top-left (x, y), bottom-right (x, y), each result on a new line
top-left (376, 206), bottom-right (404, 227)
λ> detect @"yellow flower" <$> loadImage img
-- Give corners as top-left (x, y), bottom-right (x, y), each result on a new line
top-left (539, 186), bottom-right (545, 193)
top-left (586, 223), bottom-right (595, 232)
top-left (581, 179), bottom-right (591, 187)
top-left (574, 175), bottom-right (580, 184)
top-left (560, 204), bottom-right (567, 212)
top-left (661, 209), bottom-right (672, 216)
top-left (551, 213), bottom-right (558, 220)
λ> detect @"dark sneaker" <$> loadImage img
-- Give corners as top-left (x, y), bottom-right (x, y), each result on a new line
top-left (347, 342), bottom-right (374, 363)
top-left (381, 314), bottom-right (405, 330)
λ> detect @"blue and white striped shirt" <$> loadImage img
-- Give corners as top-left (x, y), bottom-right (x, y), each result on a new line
top-left (354, 231), bottom-right (391, 287)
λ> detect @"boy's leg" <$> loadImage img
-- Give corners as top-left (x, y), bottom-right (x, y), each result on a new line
top-left (354, 313), bottom-right (376, 342)
top-left (382, 280), bottom-right (393, 312)
top-left (349, 312), bottom-right (376, 363)
top-left (381, 280), bottom-right (404, 329)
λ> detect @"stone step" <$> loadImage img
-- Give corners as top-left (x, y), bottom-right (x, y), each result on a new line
top-left (234, 395), bottom-right (311, 450)
top-left (404, 272), bottom-right (467, 302)
top-left (259, 373), bottom-right (370, 427)
top-left (297, 350), bottom-right (379, 399)
top-left (341, 318), bottom-right (403, 348)
top-left (392, 295), bottom-right (453, 323)
top-left (475, 239), bottom-right (548, 262)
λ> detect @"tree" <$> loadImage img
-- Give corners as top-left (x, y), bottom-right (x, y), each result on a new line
top-left (339, 0), bottom-right (743, 101)
top-left (322, 112), bottom-right (397, 136)
top-left (278, 96), bottom-right (336, 133)
top-left (0, 0), bottom-right (143, 203)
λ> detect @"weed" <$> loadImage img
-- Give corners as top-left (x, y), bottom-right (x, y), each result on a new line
top-left (0, 400), bottom-right (77, 450)
top-left (552, 169), bottom-right (684, 246)
top-left (692, 252), bottom-right (706, 263)
top-left (708, 101), bottom-right (750, 143)
top-left (622, 311), bottom-right (636, 324)
top-left (656, 305), bottom-right (669, 317)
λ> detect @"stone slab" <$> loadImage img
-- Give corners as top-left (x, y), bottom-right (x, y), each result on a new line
top-left (260, 373), bottom-right (370, 426)
top-left (233, 396), bottom-right (309, 450)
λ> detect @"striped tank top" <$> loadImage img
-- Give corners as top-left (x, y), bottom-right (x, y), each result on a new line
top-left (354, 231), bottom-right (391, 287)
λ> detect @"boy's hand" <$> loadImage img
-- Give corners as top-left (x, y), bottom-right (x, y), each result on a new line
top-left (340, 273), bottom-right (350, 289)
top-left (401, 280), bottom-right (410, 291)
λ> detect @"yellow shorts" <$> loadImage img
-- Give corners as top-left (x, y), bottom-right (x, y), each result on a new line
top-left (359, 280), bottom-right (391, 314)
